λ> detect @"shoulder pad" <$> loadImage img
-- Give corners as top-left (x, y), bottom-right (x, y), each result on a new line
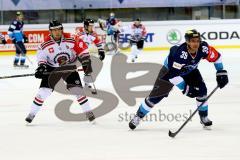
top-left (63, 32), bottom-right (72, 38)
top-left (13, 21), bottom-right (17, 25)
top-left (200, 41), bottom-right (209, 47)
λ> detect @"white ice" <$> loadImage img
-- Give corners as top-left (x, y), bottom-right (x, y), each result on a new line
top-left (0, 49), bottom-right (239, 160)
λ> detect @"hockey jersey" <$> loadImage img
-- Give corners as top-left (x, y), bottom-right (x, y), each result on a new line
top-left (8, 19), bottom-right (24, 42)
top-left (37, 33), bottom-right (89, 67)
top-left (130, 24), bottom-right (147, 41)
top-left (164, 41), bottom-right (223, 86)
top-left (75, 27), bottom-right (104, 52)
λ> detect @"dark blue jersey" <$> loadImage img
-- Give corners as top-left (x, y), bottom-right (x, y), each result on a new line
top-left (8, 19), bottom-right (24, 42)
top-left (106, 17), bottom-right (118, 27)
top-left (165, 41), bottom-right (221, 78)
top-left (163, 41), bottom-right (223, 89)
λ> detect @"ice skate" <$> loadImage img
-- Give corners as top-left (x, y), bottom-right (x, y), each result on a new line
top-left (129, 115), bottom-right (141, 130)
top-left (25, 114), bottom-right (35, 124)
top-left (86, 111), bottom-right (96, 123)
top-left (200, 116), bottom-right (212, 129)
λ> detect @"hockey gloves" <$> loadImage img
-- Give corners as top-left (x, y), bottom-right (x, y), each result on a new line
top-left (216, 70), bottom-right (228, 89)
top-left (182, 85), bottom-right (200, 98)
top-left (12, 39), bottom-right (16, 44)
top-left (1, 39), bottom-right (7, 45)
top-left (98, 50), bottom-right (105, 61)
top-left (35, 64), bottom-right (48, 79)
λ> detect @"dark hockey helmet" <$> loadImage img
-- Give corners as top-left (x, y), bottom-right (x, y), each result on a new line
top-left (184, 29), bottom-right (201, 41)
top-left (84, 19), bottom-right (94, 29)
top-left (134, 18), bottom-right (141, 26)
top-left (49, 20), bottom-right (63, 30)
top-left (110, 12), bottom-right (115, 18)
top-left (135, 18), bottom-right (141, 22)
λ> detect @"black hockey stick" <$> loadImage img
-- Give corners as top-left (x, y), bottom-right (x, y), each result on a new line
top-left (0, 73), bottom-right (35, 79)
top-left (0, 68), bottom-right (84, 79)
top-left (168, 85), bottom-right (219, 138)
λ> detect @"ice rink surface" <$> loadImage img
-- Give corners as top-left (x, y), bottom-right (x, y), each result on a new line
top-left (0, 49), bottom-right (239, 160)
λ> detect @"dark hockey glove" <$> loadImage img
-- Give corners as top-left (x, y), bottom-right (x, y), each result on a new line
top-left (98, 50), bottom-right (105, 61)
top-left (140, 36), bottom-right (146, 41)
top-left (216, 70), bottom-right (228, 89)
top-left (35, 64), bottom-right (48, 79)
top-left (1, 39), bottom-right (7, 45)
top-left (182, 85), bottom-right (200, 98)
top-left (23, 35), bottom-right (29, 43)
top-left (79, 56), bottom-right (93, 75)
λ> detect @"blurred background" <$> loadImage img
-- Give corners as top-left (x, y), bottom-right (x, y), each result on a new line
top-left (0, 0), bottom-right (240, 24)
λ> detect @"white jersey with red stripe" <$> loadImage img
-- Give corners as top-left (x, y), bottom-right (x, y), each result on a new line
top-left (75, 27), bottom-right (103, 52)
top-left (130, 24), bottom-right (147, 41)
top-left (37, 33), bottom-right (89, 67)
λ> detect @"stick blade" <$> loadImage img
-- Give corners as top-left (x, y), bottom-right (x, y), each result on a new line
top-left (168, 130), bottom-right (176, 138)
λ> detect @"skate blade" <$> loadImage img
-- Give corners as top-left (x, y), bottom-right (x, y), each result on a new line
top-left (202, 125), bottom-right (212, 130)
top-left (14, 66), bottom-right (29, 69)
top-left (25, 122), bottom-right (32, 126)
top-left (90, 120), bottom-right (96, 125)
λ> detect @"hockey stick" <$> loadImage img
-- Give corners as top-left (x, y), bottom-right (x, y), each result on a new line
top-left (43, 68), bottom-right (83, 75)
top-left (168, 85), bottom-right (219, 138)
top-left (0, 68), bottom-right (84, 79)
top-left (0, 73), bottom-right (35, 79)
top-left (14, 43), bottom-right (34, 65)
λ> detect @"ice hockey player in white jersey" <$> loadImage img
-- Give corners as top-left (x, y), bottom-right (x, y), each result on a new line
top-left (0, 33), bottom-right (7, 45)
top-left (75, 18), bottom-right (105, 90)
top-left (129, 18), bottom-right (147, 62)
top-left (25, 20), bottom-right (95, 123)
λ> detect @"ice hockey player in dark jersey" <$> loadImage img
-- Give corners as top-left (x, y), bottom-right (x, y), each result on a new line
top-left (106, 12), bottom-right (120, 41)
top-left (8, 11), bottom-right (29, 67)
top-left (129, 29), bottom-right (228, 130)
top-left (25, 20), bottom-right (95, 124)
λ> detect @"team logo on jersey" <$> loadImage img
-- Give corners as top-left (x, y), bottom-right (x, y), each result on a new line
top-left (54, 52), bottom-right (71, 66)
top-left (167, 29), bottom-right (182, 45)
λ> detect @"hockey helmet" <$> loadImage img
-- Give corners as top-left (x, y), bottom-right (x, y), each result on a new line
top-left (110, 12), bottom-right (115, 17)
top-left (84, 18), bottom-right (94, 28)
top-left (135, 18), bottom-right (141, 22)
top-left (49, 20), bottom-right (63, 30)
top-left (184, 29), bottom-right (201, 41)
top-left (16, 11), bottom-right (22, 16)
top-left (134, 18), bottom-right (141, 26)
